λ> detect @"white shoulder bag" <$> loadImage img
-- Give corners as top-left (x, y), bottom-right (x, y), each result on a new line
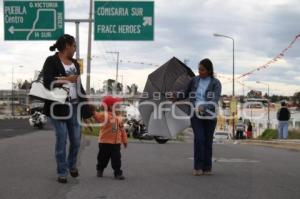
top-left (29, 71), bottom-right (70, 103)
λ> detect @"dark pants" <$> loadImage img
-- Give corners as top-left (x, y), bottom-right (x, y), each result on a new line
top-left (236, 131), bottom-right (244, 139)
top-left (97, 143), bottom-right (122, 176)
top-left (191, 115), bottom-right (217, 171)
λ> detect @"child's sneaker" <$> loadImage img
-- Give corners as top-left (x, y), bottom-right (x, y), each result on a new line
top-left (97, 170), bottom-right (103, 177)
top-left (114, 174), bottom-right (125, 180)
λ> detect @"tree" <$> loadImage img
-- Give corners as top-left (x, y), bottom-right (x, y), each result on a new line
top-left (103, 79), bottom-right (123, 94)
top-left (130, 84), bottom-right (138, 95)
top-left (270, 95), bottom-right (279, 103)
top-left (20, 80), bottom-right (31, 90)
top-left (247, 90), bottom-right (262, 98)
top-left (126, 85), bottom-right (132, 94)
top-left (292, 91), bottom-right (300, 105)
top-left (15, 79), bottom-right (31, 90)
top-left (16, 79), bottom-right (23, 89)
top-left (239, 96), bottom-right (245, 103)
top-left (90, 88), bottom-right (95, 95)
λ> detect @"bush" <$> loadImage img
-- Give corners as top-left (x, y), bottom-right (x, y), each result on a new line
top-left (82, 126), bottom-right (99, 137)
top-left (258, 128), bottom-right (300, 140)
top-left (81, 118), bottom-right (99, 137)
top-left (258, 129), bottom-right (277, 140)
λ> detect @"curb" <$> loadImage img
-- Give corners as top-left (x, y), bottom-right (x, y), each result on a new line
top-left (239, 140), bottom-right (300, 151)
top-left (0, 116), bottom-right (30, 120)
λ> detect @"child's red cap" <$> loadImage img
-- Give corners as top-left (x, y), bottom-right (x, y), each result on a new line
top-left (102, 96), bottom-right (123, 107)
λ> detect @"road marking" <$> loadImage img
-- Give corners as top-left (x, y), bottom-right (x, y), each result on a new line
top-left (3, 129), bottom-right (14, 132)
top-left (188, 157), bottom-right (259, 163)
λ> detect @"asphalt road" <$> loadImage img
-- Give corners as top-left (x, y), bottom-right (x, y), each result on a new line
top-left (0, 130), bottom-right (299, 199)
top-left (0, 119), bottom-right (52, 139)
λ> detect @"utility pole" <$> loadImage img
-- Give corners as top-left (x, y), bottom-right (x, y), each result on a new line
top-left (106, 51), bottom-right (120, 94)
top-left (11, 65), bottom-right (23, 116)
top-left (75, 21), bottom-right (80, 60)
top-left (86, 0), bottom-right (93, 94)
top-left (65, 17), bottom-right (94, 95)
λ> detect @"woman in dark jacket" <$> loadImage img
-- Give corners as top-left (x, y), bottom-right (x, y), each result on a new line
top-left (186, 58), bottom-right (222, 176)
top-left (42, 34), bottom-right (86, 183)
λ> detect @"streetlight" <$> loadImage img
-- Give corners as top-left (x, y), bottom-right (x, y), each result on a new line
top-left (11, 65), bottom-right (23, 116)
top-left (213, 33), bottom-right (235, 96)
top-left (214, 33), bottom-right (235, 138)
top-left (256, 81), bottom-right (270, 129)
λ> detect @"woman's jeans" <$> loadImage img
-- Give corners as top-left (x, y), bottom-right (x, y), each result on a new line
top-left (50, 104), bottom-right (81, 177)
top-left (278, 121), bottom-right (289, 139)
top-left (191, 115), bottom-right (217, 171)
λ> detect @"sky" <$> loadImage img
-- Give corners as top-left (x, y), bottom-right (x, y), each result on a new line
top-left (1, 0), bottom-right (300, 96)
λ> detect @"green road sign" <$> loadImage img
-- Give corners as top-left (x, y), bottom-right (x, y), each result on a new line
top-left (3, 0), bottom-right (64, 40)
top-left (94, 1), bottom-right (154, 41)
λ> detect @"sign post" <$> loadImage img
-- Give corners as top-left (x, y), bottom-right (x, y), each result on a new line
top-left (4, 0), bottom-right (64, 40)
top-left (230, 97), bottom-right (238, 138)
top-left (94, 1), bottom-right (154, 41)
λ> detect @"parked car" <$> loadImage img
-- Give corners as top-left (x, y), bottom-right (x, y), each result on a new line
top-left (213, 131), bottom-right (231, 142)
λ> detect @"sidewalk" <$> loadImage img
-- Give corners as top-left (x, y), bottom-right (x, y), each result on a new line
top-left (238, 139), bottom-right (300, 151)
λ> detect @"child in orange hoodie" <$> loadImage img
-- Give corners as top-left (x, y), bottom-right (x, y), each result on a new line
top-left (93, 96), bottom-right (128, 180)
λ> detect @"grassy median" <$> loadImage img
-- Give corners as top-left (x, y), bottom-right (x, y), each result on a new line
top-left (258, 128), bottom-right (300, 140)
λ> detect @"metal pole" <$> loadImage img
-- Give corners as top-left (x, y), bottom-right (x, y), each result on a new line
top-left (106, 51), bottom-right (120, 93)
top-left (232, 38), bottom-right (235, 138)
top-left (11, 67), bottom-right (14, 116)
top-left (116, 52), bottom-right (119, 83)
top-left (267, 84), bottom-right (270, 129)
top-left (232, 39), bottom-right (235, 96)
top-left (86, 0), bottom-right (93, 94)
top-left (213, 33), bottom-right (236, 137)
top-left (65, 19), bottom-right (95, 94)
top-left (75, 21), bottom-right (80, 60)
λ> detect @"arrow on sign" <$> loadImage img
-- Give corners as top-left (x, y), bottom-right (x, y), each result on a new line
top-left (8, 9), bottom-right (57, 36)
top-left (9, 25), bottom-right (55, 34)
top-left (9, 26), bottom-right (32, 34)
top-left (143, 17), bottom-right (152, 26)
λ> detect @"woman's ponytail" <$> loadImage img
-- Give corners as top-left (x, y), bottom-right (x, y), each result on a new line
top-left (50, 34), bottom-right (75, 52)
top-left (49, 44), bottom-right (57, 51)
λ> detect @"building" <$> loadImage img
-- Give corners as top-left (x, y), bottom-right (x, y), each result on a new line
top-left (0, 89), bottom-right (29, 115)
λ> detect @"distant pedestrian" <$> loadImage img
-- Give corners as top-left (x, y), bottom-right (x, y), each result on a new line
top-left (246, 121), bottom-right (253, 139)
top-left (236, 117), bottom-right (245, 139)
top-left (93, 96), bottom-right (128, 180)
top-left (277, 101), bottom-right (291, 139)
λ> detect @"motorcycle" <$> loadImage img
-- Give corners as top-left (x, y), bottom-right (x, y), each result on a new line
top-left (125, 118), bottom-right (169, 144)
top-left (29, 109), bottom-right (47, 129)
